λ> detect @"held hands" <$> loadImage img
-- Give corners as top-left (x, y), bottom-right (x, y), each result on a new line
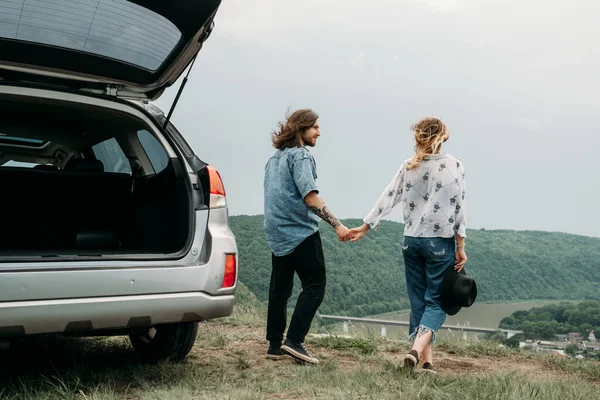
top-left (336, 222), bottom-right (369, 243)
top-left (349, 223), bottom-right (369, 242)
top-left (335, 224), bottom-right (351, 242)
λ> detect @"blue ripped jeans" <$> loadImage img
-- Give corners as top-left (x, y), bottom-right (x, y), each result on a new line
top-left (402, 236), bottom-right (455, 344)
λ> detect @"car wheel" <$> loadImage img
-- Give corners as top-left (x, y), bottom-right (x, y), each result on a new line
top-left (129, 321), bottom-right (199, 363)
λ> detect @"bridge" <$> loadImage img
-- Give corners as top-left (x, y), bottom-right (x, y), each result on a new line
top-left (320, 315), bottom-right (523, 339)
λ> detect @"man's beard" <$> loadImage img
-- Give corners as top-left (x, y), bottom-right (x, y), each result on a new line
top-left (302, 137), bottom-right (316, 147)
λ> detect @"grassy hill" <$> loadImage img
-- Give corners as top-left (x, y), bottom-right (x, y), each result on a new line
top-left (1, 299), bottom-right (599, 399)
top-left (231, 215), bottom-right (600, 316)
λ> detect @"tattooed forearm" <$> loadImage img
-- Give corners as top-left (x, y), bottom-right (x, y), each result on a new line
top-left (309, 205), bottom-right (341, 227)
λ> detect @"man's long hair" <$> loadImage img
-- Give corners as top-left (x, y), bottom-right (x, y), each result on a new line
top-left (271, 109), bottom-right (319, 149)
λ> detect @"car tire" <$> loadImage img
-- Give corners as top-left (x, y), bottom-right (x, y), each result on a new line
top-left (129, 321), bottom-right (199, 363)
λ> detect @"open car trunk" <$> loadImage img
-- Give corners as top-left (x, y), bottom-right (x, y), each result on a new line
top-left (0, 0), bottom-right (222, 100)
top-left (0, 93), bottom-right (193, 260)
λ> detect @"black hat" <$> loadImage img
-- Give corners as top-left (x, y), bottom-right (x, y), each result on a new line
top-left (440, 266), bottom-right (477, 316)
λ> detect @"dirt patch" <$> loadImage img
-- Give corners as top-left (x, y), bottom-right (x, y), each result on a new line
top-left (437, 357), bottom-right (477, 371)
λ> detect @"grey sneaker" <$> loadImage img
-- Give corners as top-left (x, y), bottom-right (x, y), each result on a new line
top-left (403, 349), bottom-right (419, 370)
top-left (281, 339), bottom-right (319, 364)
top-left (266, 342), bottom-right (288, 360)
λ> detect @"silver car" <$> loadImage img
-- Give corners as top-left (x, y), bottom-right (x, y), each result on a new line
top-left (0, 0), bottom-right (237, 362)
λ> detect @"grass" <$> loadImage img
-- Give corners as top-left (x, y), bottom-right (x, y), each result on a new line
top-left (220, 282), bottom-right (267, 328)
top-left (1, 305), bottom-right (599, 399)
top-left (540, 354), bottom-right (600, 382)
top-left (221, 303), bottom-right (266, 328)
top-left (2, 361), bottom-right (598, 400)
top-left (436, 338), bottom-right (519, 357)
top-left (310, 335), bottom-right (378, 356)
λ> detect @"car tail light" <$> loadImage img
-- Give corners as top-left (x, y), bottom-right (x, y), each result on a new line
top-left (208, 166), bottom-right (227, 208)
top-left (222, 254), bottom-right (237, 288)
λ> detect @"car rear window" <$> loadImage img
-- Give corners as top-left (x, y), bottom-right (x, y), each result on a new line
top-left (92, 137), bottom-right (132, 174)
top-left (0, 134), bottom-right (46, 147)
top-left (0, 0), bottom-right (182, 71)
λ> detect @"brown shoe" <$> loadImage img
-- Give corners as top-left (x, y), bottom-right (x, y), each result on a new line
top-left (403, 349), bottom-right (419, 370)
top-left (418, 362), bottom-right (437, 374)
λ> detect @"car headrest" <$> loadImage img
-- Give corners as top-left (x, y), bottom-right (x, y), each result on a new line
top-left (33, 164), bottom-right (59, 171)
top-left (65, 158), bottom-right (104, 172)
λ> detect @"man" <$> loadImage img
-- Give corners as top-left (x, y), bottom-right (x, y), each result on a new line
top-left (263, 108), bottom-right (350, 364)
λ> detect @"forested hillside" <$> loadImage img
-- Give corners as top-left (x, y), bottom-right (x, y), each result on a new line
top-left (231, 215), bottom-right (600, 316)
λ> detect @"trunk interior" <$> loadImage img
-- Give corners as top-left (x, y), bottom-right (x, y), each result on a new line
top-left (0, 93), bottom-right (192, 260)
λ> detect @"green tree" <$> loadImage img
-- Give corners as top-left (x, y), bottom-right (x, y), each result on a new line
top-left (565, 344), bottom-right (579, 356)
top-left (485, 330), bottom-right (507, 343)
top-left (504, 337), bottom-right (520, 348)
top-left (498, 301), bottom-right (600, 340)
top-left (579, 323), bottom-right (593, 336)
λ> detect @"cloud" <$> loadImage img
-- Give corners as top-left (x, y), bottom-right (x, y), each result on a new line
top-left (413, 0), bottom-right (460, 12)
top-left (349, 51), bottom-right (366, 67)
top-left (517, 117), bottom-right (541, 132)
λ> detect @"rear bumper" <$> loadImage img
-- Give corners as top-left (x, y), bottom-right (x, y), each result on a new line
top-left (0, 292), bottom-right (235, 338)
top-left (0, 208), bottom-right (238, 337)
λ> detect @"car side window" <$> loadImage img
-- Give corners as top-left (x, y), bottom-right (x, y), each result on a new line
top-left (137, 130), bottom-right (169, 174)
top-left (92, 138), bottom-right (132, 174)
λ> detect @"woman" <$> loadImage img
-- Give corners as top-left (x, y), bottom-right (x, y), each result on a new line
top-left (350, 117), bottom-right (467, 373)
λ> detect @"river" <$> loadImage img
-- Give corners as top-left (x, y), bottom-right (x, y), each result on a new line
top-left (335, 300), bottom-right (572, 341)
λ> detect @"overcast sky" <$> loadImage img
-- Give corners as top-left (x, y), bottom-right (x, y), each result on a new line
top-left (156, 0), bottom-right (600, 238)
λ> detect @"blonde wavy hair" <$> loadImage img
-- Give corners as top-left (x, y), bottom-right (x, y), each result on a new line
top-left (406, 117), bottom-right (450, 170)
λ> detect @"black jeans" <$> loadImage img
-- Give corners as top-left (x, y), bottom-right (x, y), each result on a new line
top-left (266, 231), bottom-right (326, 344)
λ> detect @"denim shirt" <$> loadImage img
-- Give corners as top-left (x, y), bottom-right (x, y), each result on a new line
top-left (264, 146), bottom-right (320, 256)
